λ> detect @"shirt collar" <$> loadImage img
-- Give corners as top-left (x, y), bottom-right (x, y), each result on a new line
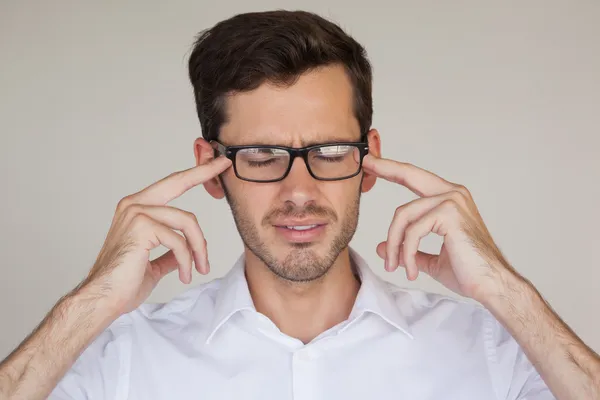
top-left (205, 254), bottom-right (253, 344)
top-left (347, 247), bottom-right (413, 339)
top-left (204, 247), bottom-right (413, 344)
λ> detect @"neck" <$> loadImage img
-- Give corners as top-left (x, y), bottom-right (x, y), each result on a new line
top-left (244, 247), bottom-right (361, 344)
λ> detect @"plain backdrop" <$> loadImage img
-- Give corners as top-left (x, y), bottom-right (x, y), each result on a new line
top-left (1, 1), bottom-right (599, 359)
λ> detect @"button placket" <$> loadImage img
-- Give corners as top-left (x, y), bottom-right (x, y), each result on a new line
top-left (292, 348), bottom-right (319, 400)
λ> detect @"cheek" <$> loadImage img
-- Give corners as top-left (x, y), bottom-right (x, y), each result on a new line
top-left (322, 180), bottom-right (360, 214)
top-left (237, 183), bottom-right (277, 220)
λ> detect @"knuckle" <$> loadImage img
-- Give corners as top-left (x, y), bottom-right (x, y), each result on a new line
top-left (116, 196), bottom-right (134, 212)
top-left (126, 203), bottom-right (144, 214)
top-left (393, 204), bottom-right (407, 218)
top-left (450, 190), bottom-right (466, 205)
top-left (441, 198), bottom-right (459, 212)
top-left (175, 233), bottom-right (190, 250)
top-left (131, 212), bottom-right (151, 229)
top-left (453, 184), bottom-right (471, 199)
top-left (185, 210), bottom-right (199, 225)
top-left (117, 196), bottom-right (146, 217)
top-left (120, 204), bottom-right (145, 223)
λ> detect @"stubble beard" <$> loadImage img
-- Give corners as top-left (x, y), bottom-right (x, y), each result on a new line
top-left (222, 182), bottom-right (361, 283)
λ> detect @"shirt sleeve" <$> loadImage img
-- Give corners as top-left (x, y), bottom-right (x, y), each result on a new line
top-left (48, 319), bottom-right (131, 400)
top-left (483, 311), bottom-right (556, 400)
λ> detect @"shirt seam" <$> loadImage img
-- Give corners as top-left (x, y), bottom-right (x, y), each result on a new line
top-left (483, 311), bottom-right (503, 400)
top-left (387, 285), bottom-right (485, 309)
top-left (140, 281), bottom-right (220, 319)
top-left (109, 315), bottom-right (133, 400)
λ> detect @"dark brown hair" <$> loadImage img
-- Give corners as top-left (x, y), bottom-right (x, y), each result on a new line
top-left (187, 10), bottom-right (373, 142)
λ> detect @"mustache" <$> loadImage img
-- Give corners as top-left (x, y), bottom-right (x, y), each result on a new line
top-left (263, 203), bottom-right (338, 225)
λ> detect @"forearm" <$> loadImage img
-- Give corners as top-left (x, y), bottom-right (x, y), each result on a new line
top-left (0, 286), bottom-right (115, 400)
top-left (483, 268), bottom-right (600, 400)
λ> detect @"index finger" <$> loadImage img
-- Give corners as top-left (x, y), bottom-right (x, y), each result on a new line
top-left (361, 154), bottom-right (454, 197)
top-left (135, 156), bottom-right (232, 205)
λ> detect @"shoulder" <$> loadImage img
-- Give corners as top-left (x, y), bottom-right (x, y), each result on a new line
top-left (386, 282), bottom-right (488, 322)
top-left (100, 276), bottom-right (226, 345)
top-left (134, 277), bottom-right (223, 324)
top-left (381, 281), bottom-right (549, 398)
top-left (74, 278), bottom-right (224, 367)
top-left (382, 282), bottom-right (538, 393)
top-left (51, 277), bottom-right (226, 397)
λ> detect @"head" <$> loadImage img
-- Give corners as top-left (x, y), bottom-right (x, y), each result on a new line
top-left (188, 10), bottom-right (381, 282)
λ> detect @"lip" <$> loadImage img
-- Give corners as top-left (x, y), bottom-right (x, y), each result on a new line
top-left (272, 221), bottom-right (328, 243)
top-left (272, 219), bottom-right (328, 227)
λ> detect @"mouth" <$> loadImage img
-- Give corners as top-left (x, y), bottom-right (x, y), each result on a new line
top-left (281, 224), bottom-right (320, 230)
top-left (272, 222), bottom-right (328, 243)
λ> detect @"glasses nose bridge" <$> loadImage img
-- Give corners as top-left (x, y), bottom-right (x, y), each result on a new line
top-left (288, 147), bottom-right (310, 163)
top-left (285, 147), bottom-right (314, 178)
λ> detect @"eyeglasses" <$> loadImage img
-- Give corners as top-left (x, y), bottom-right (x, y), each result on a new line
top-left (211, 138), bottom-right (369, 183)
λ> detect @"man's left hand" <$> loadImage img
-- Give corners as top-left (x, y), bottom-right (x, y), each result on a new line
top-left (362, 153), bottom-right (519, 303)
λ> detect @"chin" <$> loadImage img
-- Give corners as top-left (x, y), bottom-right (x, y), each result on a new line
top-left (258, 240), bottom-right (341, 283)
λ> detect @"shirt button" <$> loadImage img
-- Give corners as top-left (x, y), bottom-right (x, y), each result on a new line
top-left (297, 349), bottom-right (317, 361)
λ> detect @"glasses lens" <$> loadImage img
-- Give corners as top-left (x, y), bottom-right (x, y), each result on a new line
top-left (308, 145), bottom-right (360, 179)
top-left (235, 147), bottom-right (290, 181)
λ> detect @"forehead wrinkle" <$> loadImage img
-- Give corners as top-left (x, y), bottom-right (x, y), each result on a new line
top-left (223, 132), bottom-right (361, 148)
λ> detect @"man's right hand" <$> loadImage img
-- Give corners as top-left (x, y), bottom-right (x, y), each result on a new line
top-left (80, 155), bottom-right (232, 317)
top-left (0, 155), bottom-right (231, 400)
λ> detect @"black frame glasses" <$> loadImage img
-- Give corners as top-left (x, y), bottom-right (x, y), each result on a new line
top-left (211, 138), bottom-right (369, 183)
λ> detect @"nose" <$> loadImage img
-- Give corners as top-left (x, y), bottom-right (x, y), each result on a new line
top-left (277, 156), bottom-right (319, 208)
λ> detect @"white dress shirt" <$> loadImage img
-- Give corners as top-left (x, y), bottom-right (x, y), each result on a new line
top-left (50, 248), bottom-right (554, 399)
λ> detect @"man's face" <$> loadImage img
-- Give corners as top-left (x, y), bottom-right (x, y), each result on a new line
top-left (209, 65), bottom-right (377, 282)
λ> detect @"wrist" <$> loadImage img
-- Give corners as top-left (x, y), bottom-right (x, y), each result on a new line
top-left (0, 285), bottom-right (119, 400)
top-left (477, 262), bottom-right (534, 314)
top-left (69, 281), bottom-right (124, 324)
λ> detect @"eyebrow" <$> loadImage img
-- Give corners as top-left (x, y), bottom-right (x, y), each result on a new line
top-left (228, 134), bottom-right (362, 148)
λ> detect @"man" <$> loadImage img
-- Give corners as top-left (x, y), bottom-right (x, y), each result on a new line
top-left (0, 10), bottom-right (598, 400)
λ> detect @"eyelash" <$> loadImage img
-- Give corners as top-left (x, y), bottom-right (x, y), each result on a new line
top-left (245, 153), bottom-right (347, 166)
top-left (246, 159), bottom-right (279, 167)
top-left (314, 155), bottom-right (345, 163)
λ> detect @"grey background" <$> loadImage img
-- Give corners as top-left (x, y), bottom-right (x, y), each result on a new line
top-left (1, 0), bottom-right (599, 358)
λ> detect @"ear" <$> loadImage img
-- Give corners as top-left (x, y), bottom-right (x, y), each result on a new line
top-left (194, 137), bottom-right (226, 199)
top-left (361, 129), bottom-right (381, 193)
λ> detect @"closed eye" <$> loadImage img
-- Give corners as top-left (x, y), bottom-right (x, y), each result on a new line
top-left (314, 155), bottom-right (345, 163)
top-left (246, 158), bottom-right (279, 168)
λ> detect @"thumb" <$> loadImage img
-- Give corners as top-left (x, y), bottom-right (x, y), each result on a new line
top-left (376, 241), bottom-right (409, 269)
top-left (376, 241), bottom-right (387, 260)
top-left (151, 249), bottom-right (180, 278)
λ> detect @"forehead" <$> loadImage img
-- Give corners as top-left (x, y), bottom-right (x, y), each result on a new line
top-left (219, 64), bottom-right (361, 147)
